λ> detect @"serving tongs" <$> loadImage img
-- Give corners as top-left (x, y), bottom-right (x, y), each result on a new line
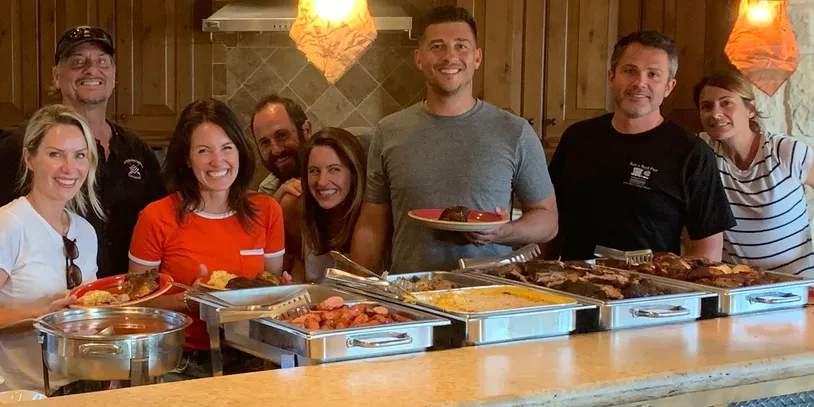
top-left (593, 245), bottom-right (653, 266)
top-left (177, 281), bottom-right (311, 323)
top-left (325, 268), bottom-right (419, 304)
top-left (326, 251), bottom-right (419, 303)
top-left (216, 288), bottom-right (312, 323)
top-left (457, 243), bottom-right (541, 270)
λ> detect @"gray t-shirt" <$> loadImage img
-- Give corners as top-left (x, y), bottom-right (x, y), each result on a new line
top-left (304, 248), bottom-right (334, 282)
top-left (365, 100), bottom-right (554, 272)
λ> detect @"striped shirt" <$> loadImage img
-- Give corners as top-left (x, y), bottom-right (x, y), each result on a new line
top-left (700, 132), bottom-right (814, 276)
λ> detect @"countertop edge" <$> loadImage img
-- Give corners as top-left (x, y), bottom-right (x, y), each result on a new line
top-left (459, 353), bottom-right (814, 407)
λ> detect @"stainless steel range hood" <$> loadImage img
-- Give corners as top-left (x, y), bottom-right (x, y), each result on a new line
top-left (203, 0), bottom-right (413, 33)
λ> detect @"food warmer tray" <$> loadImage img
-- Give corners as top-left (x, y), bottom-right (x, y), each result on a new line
top-left (187, 284), bottom-right (449, 372)
top-left (468, 267), bottom-right (717, 332)
top-left (330, 271), bottom-right (595, 347)
top-left (622, 268), bottom-right (814, 316)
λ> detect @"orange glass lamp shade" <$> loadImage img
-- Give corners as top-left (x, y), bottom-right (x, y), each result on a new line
top-left (289, 0), bottom-right (378, 84)
top-left (724, 0), bottom-right (799, 96)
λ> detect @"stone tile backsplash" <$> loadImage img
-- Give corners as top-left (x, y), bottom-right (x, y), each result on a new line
top-left (212, 31), bottom-right (425, 134)
top-left (210, 24), bottom-right (425, 187)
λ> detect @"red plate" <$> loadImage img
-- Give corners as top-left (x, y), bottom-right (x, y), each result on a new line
top-left (68, 273), bottom-right (174, 308)
top-left (408, 208), bottom-right (509, 232)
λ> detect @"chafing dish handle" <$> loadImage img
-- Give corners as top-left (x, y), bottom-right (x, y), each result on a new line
top-left (346, 333), bottom-right (413, 349)
top-left (78, 343), bottom-right (123, 356)
top-left (748, 294), bottom-right (802, 304)
top-left (631, 307), bottom-right (691, 318)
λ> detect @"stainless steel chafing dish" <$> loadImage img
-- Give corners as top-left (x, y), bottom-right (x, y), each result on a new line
top-left (458, 245), bottom-right (716, 331)
top-left (473, 268), bottom-right (717, 331)
top-left (630, 269), bottom-right (814, 316)
top-left (330, 271), bottom-right (595, 346)
top-left (186, 284), bottom-right (449, 373)
top-left (34, 307), bottom-right (191, 394)
top-left (585, 248), bottom-right (814, 316)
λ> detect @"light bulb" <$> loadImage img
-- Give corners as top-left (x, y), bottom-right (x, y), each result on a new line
top-left (314, 0), bottom-right (355, 23)
top-left (747, 0), bottom-right (773, 24)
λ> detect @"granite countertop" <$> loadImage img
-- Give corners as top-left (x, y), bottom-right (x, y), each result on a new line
top-left (22, 307), bottom-right (814, 407)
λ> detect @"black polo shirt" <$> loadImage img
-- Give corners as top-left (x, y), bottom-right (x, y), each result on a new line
top-left (0, 121), bottom-right (167, 278)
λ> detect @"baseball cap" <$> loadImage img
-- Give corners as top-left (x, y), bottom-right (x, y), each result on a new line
top-left (55, 26), bottom-right (115, 65)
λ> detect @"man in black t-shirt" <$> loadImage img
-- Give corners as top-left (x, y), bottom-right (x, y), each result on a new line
top-left (546, 30), bottom-right (735, 261)
top-left (0, 26), bottom-right (166, 278)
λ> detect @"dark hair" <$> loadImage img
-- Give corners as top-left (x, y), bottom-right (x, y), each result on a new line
top-left (611, 30), bottom-right (678, 80)
top-left (418, 6), bottom-right (477, 41)
top-left (299, 127), bottom-right (367, 256)
top-left (164, 98), bottom-right (258, 231)
top-left (692, 70), bottom-right (767, 134)
top-left (249, 94), bottom-right (309, 142)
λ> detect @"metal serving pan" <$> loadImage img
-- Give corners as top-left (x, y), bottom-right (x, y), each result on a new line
top-left (332, 271), bottom-right (595, 347)
top-left (388, 271), bottom-right (496, 292)
top-left (468, 266), bottom-right (717, 332)
top-left (34, 307), bottom-right (191, 394)
top-left (627, 269), bottom-right (814, 316)
top-left (187, 284), bottom-right (449, 370)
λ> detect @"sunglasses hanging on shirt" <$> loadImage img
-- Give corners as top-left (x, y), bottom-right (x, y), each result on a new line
top-left (63, 236), bottom-right (82, 290)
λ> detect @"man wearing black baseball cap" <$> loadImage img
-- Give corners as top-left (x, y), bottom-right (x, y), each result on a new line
top-left (0, 26), bottom-right (167, 280)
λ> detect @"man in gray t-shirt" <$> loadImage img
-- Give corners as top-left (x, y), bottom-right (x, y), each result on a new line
top-left (351, 6), bottom-right (558, 273)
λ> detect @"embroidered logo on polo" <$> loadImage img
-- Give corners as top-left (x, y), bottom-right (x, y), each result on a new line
top-left (124, 159), bottom-right (143, 180)
top-left (624, 162), bottom-right (657, 189)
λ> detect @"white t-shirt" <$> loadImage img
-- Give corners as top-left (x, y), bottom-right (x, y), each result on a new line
top-left (700, 132), bottom-right (814, 276)
top-left (0, 197), bottom-right (98, 392)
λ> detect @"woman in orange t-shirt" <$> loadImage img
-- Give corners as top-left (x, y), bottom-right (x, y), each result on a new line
top-left (128, 99), bottom-right (286, 375)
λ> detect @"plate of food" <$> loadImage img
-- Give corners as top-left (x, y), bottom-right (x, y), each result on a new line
top-left (408, 206), bottom-right (509, 232)
top-left (70, 268), bottom-right (173, 308)
top-left (196, 270), bottom-right (237, 291)
top-left (195, 270), bottom-right (283, 290)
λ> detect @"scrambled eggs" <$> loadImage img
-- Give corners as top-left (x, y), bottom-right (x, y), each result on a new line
top-left (207, 270), bottom-right (238, 289)
top-left (79, 290), bottom-right (130, 306)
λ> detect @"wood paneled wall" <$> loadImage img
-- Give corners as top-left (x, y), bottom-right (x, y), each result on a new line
top-left (632, 0), bottom-right (740, 132)
top-left (0, 0), bottom-right (212, 145)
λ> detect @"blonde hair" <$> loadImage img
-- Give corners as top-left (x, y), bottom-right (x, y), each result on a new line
top-left (18, 104), bottom-right (105, 219)
top-left (692, 70), bottom-right (767, 134)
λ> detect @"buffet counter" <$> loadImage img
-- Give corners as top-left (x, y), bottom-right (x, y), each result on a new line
top-left (23, 306), bottom-right (814, 407)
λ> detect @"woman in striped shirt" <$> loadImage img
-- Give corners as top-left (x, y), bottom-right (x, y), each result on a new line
top-left (693, 70), bottom-right (814, 276)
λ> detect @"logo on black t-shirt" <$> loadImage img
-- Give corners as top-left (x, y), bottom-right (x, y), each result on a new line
top-left (624, 162), bottom-right (657, 189)
top-left (124, 159), bottom-right (143, 180)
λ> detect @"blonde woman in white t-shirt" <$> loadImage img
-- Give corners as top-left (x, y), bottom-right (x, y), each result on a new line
top-left (0, 104), bottom-right (104, 392)
top-left (694, 70), bottom-right (814, 276)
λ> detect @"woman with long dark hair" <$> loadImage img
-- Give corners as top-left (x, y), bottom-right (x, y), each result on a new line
top-left (128, 98), bottom-right (285, 376)
top-left (298, 127), bottom-right (367, 282)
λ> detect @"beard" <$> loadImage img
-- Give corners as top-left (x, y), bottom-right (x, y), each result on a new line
top-left (430, 81), bottom-right (463, 97)
top-left (76, 94), bottom-right (108, 105)
top-left (267, 151), bottom-right (300, 182)
top-left (424, 64), bottom-right (471, 98)
top-left (612, 90), bottom-right (658, 119)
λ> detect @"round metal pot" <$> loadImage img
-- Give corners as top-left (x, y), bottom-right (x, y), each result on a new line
top-left (33, 307), bottom-right (192, 381)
